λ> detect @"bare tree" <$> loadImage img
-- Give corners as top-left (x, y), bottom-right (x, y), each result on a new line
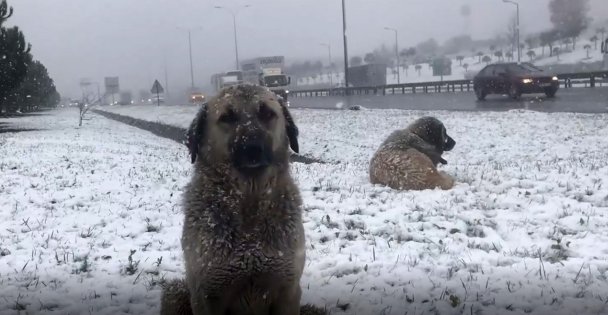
top-left (527, 50), bottom-right (536, 61)
top-left (549, 0), bottom-right (590, 50)
top-left (506, 15), bottom-right (518, 56)
top-left (415, 64), bottom-right (422, 76)
top-left (463, 63), bottom-right (469, 72)
top-left (456, 55), bottom-right (465, 66)
top-left (78, 94), bottom-right (93, 127)
top-left (540, 30), bottom-right (559, 56)
top-left (494, 50), bottom-right (503, 61)
top-left (553, 47), bottom-right (561, 61)
top-left (584, 44), bottom-right (591, 58)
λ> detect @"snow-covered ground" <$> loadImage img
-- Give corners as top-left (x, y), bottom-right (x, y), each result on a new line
top-left (2, 106), bottom-right (608, 314)
top-left (296, 44), bottom-right (606, 88)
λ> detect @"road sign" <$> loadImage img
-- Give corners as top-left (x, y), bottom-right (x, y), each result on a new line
top-left (151, 80), bottom-right (164, 94)
top-left (104, 77), bottom-right (120, 94)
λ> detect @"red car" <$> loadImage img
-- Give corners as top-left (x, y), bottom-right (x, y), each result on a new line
top-left (473, 62), bottom-right (559, 100)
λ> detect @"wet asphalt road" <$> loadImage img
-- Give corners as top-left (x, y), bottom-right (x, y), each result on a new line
top-left (289, 87), bottom-right (608, 113)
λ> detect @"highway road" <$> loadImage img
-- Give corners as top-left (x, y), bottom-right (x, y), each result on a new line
top-left (289, 87), bottom-right (608, 113)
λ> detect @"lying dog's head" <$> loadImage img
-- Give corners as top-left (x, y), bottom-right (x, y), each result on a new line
top-left (186, 85), bottom-right (298, 178)
top-left (408, 116), bottom-right (456, 155)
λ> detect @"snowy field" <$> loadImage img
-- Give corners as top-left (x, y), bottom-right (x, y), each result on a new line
top-left (2, 106), bottom-right (608, 315)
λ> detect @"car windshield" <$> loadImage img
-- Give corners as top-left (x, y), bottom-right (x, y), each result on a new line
top-left (506, 63), bottom-right (542, 74)
top-left (3, 1), bottom-right (608, 315)
top-left (263, 75), bottom-right (288, 87)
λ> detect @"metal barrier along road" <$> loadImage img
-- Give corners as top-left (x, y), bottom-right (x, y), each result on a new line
top-left (290, 70), bottom-right (608, 98)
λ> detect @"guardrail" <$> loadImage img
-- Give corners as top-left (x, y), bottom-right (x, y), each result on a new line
top-left (290, 70), bottom-right (608, 98)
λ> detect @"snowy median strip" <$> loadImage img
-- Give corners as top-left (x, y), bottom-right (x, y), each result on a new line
top-left (1, 107), bottom-right (608, 314)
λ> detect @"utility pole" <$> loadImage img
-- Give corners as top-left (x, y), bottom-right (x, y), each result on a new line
top-left (384, 27), bottom-right (400, 84)
top-left (342, 0), bottom-right (349, 92)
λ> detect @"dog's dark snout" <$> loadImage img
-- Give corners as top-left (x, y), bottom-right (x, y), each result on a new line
top-left (242, 143), bottom-right (264, 162)
top-left (233, 135), bottom-right (272, 171)
top-left (444, 135), bottom-right (456, 151)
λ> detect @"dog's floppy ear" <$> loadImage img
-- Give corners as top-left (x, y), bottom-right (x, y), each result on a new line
top-left (186, 104), bottom-right (208, 164)
top-left (278, 97), bottom-right (299, 154)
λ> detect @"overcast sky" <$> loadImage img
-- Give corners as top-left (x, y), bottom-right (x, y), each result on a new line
top-left (7, 0), bottom-right (608, 99)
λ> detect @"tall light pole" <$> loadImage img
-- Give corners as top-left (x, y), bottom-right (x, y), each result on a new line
top-left (176, 27), bottom-right (202, 90)
top-left (342, 0), bottom-right (350, 91)
top-left (320, 43), bottom-right (333, 88)
top-left (503, 0), bottom-right (520, 63)
top-left (215, 5), bottom-right (251, 70)
top-left (384, 27), bottom-right (400, 84)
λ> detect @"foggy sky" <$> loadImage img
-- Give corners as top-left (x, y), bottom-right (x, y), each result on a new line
top-left (7, 0), bottom-right (608, 99)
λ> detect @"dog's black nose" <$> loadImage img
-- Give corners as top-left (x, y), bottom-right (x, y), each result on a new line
top-left (242, 144), bottom-right (265, 165)
top-left (233, 137), bottom-right (272, 171)
top-left (444, 136), bottom-right (456, 151)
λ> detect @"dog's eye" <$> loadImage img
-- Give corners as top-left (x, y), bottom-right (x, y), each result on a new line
top-left (258, 102), bottom-right (276, 121)
top-left (219, 110), bottom-right (238, 124)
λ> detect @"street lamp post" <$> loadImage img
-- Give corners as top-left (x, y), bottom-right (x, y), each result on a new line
top-left (215, 5), bottom-right (251, 70)
top-left (320, 43), bottom-right (333, 88)
top-left (384, 27), bottom-right (400, 84)
top-left (188, 30), bottom-right (194, 89)
top-left (342, 0), bottom-right (349, 91)
top-left (503, 0), bottom-right (520, 63)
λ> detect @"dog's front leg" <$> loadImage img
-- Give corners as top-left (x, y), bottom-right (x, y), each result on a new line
top-left (190, 295), bottom-right (226, 315)
top-left (270, 284), bottom-right (302, 315)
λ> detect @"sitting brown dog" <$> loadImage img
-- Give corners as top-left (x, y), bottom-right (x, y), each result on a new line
top-left (161, 85), bottom-right (313, 315)
top-left (369, 116), bottom-right (456, 190)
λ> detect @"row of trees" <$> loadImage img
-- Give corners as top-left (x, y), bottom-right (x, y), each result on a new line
top-left (0, 0), bottom-right (59, 115)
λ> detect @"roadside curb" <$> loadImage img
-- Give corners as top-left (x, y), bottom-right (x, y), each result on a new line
top-left (92, 109), bottom-right (324, 165)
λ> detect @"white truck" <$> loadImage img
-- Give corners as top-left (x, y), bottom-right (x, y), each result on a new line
top-left (211, 71), bottom-right (243, 91)
top-left (241, 56), bottom-right (291, 102)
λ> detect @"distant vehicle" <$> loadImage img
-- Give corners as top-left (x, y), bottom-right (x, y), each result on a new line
top-left (119, 91), bottom-right (133, 105)
top-left (241, 56), bottom-right (291, 102)
top-left (211, 72), bottom-right (242, 91)
top-left (190, 92), bottom-right (206, 104)
top-left (258, 67), bottom-right (291, 101)
top-left (473, 62), bottom-right (559, 100)
top-left (148, 95), bottom-right (165, 105)
top-left (348, 63), bottom-right (387, 87)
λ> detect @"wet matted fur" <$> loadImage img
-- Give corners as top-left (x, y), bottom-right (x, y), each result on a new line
top-left (160, 85), bottom-right (324, 315)
top-left (369, 116), bottom-right (456, 190)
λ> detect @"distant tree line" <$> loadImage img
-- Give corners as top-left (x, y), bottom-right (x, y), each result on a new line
top-left (0, 0), bottom-right (59, 115)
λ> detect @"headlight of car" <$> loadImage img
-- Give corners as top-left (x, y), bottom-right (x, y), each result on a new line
top-left (552, 76), bottom-right (559, 81)
top-left (522, 78), bottom-right (533, 84)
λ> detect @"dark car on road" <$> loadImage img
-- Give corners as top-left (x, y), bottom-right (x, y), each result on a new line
top-left (473, 62), bottom-right (559, 101)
